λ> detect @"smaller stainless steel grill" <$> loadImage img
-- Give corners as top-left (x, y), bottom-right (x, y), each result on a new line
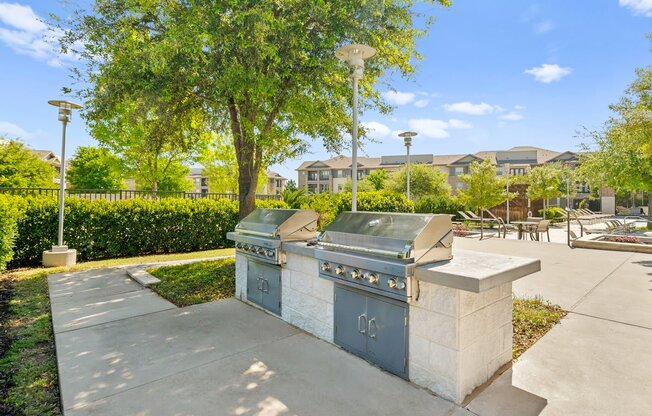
top-left (315, 212), bottom-right (453, 301)
top-left (227, 209), bottom-right (318, 264)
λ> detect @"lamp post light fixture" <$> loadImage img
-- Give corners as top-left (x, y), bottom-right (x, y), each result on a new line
top-left (42, 99), bottom-right (82, 268)
top-left (504, 163), bottom-right (510, 224)
top-left (399, 131), bottom-right (417, 200)
top-left (336, 43), bottom-right (376, 212)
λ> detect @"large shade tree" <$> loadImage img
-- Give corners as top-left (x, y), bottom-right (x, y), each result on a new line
top-left (0, 139), bottom-right (56, 188)
top-left (578, 35), bottom-right (652, 220)
top-left (386, 164), bottom-right (451, 199)
top-left (60, 0), bottom-right (451, 218)
top-left (67, 146), bottom-right (124, 189)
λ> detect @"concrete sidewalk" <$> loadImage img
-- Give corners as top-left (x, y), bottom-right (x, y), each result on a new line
top-left (456, 238), bottom-right (652, 415)
top-left (49, 268), bottom-right (470, 416)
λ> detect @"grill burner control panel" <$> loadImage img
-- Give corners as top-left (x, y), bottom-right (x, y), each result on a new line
top-left (235, 242), bottom-right (279, 263)
top-left (319, 260), bottom-right (408, 300)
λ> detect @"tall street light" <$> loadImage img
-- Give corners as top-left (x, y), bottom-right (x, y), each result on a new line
top-left (399, 131), bottom-right (417, 200)
top-left (336, 43), bottom-right (376, 211)
top-left (42, 100), bottom-right (82, 268)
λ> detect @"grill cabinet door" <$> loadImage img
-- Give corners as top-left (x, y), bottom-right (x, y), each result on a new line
top-left (246, 260), bottom-right (264, 307)
top-left (334, 285), bottom-right (368, 358)
top-left (365, 295), bottom-right (408, 379)
top-left (261, 263), bottom-right (282, 316)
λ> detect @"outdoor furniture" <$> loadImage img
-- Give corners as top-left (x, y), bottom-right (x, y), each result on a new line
top-left (528, 219), bottom-right (551, 242)
top-left (512, 220), bottom-right (541, 240)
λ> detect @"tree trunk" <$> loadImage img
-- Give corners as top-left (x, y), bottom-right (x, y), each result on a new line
top-left (648, 191), bottom-right (652, 222)
top-left (479, 209), bottom-right (484, 240)
top-left (238, 160), bottom-right (258, 219)
top-left (542, 199), bottom-right (546, 219)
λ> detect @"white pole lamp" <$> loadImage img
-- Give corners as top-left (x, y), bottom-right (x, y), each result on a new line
top-left (505, 163), bottom-right (510, 224)
top-left (399, 131), bottom-right (417, 200)
top-left (336, 43), bottom-right (376, 212)
top-left (42, 99), bottom-right (82, 268)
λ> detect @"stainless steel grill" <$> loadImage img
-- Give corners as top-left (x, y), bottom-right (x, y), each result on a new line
top-left (315, 212), bottom-right (453, 301)
top-left (227, 209), bottom-right (318, 264)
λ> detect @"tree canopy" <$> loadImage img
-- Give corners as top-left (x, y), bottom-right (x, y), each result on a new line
top-left (458, 159), bottom-right (515, 238)
top-left (0, 139), bottom-right (56, 188)
top-left (67, 146), bottom-right (124, 189)
top-left (60, 0), bottom-right (451, 217)
top-left (386, 164), bottom-right (451, 199)
top-left (578, 34), bottom-right (652, 219)
top-left (525, 163), bottom-right (574, 218)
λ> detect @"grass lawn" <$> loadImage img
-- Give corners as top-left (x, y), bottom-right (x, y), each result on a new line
top-left (148, 259), bottom-right (236, 307)
top-left (0, 248), bottom-right (234, 416)
top-left (512, 296), bottom-right (567, 360)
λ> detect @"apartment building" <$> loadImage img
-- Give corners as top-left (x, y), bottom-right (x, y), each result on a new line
top-left (296, 146), bottom-right (592, 201)
top-left (187, 168), bottom-right (287, 195)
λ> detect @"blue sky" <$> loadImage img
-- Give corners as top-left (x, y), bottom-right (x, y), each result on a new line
top-left (0, 1), bottom-right (650, 184)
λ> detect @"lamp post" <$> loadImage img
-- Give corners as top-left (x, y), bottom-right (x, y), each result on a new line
top-left (505, 163), bottom-right (510, 224)
top-left (336, 44), bottom-right (376, 211)
top-left (42, 100), bottom-right (82, 267)
top-left (399, 131), bottom-right (417, 200)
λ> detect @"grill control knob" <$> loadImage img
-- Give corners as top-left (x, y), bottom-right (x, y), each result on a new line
top-left (243, 244), bottom-right (250, 251)
top-left (396, 280), bottom-right (406, 290)
top-left (366, 273), bottom-right (379, 284)
top-left (266, 249), bottom-right (275, 257)
top-left (350, 269), bottom-right (361, 279)
top-left (256, 247), bottom-right (264, 254)
top-left (321, 262), bottom-right (331, 272)
top-left (388, 278), bottom-right (397, 289)
top-left (335, 265), bottom-right (345, 275)
top-left (235, 243), bottom-right (242, 249)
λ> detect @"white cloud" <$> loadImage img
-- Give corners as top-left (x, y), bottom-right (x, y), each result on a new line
top-left (448, 119), bottom-right (472, 129)
top-left (442, 101), bottom-right (495, 115)
top-left (414, 99), bottom-right (429, 108)
top-left (0, 121), bottom-right (33, 138)
top-left (408, 119), bottom-right (449, 139)
top-left (361, 121), bottom-right (391, 138)
top-left (524, 64), bottom-right (572, 83)
top-left (514, 105), bottom-right (526, 110)
top-left (406, 118), bottom-right (473, 138)
top-left (500, 111), bottom-right (524, 121)
top-left (533, 19), bottom-right (554, 34)
top-left (383, 91), bottom-right (416, 106)
top-left (619, 0), bottom-right (652, 16)
top-left (0, 3), bottom-right (75, 66)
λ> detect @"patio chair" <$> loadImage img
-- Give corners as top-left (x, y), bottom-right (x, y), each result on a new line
top-left (483, 209), bottom-right (512, 238)
top-left (528, 219), bottom-right (551, 242)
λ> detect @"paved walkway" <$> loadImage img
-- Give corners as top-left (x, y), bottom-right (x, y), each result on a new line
top-left (50, 240), bottom-right (652, 416)
top-left (457, 238), bottom-right (652, 415)
top-left (49, 268), bottom-right (470, 416)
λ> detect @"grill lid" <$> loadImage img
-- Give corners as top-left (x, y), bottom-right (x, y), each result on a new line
top-left (318, 211), bottom-right (453, 263)
top-left (235, 208), bottom-right (318, 240)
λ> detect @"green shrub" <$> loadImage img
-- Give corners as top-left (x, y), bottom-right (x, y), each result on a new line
top-left (255, 199), bottom-right (289, 209)
top-left (0, 195), bottom-right (26, 270)
top-left (414, 195), bottom-right (464, 218)
top-left (335, 191), bottom-right (415, 215)
top-left (7, 197), bottom-right (285, 268)
top-left (301, 193), bottom-right (341, 230)
top-left (538, 206), bottom-right (566, 222)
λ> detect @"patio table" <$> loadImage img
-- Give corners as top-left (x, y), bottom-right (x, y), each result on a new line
top-left (511, 221), bottom-right (542, 240)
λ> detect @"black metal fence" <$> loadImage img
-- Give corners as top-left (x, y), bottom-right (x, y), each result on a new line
top-left (0, 187), bottom-right (282, 202)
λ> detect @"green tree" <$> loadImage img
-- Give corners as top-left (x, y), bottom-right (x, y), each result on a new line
top-left (281, 187), bottom-right (308, 209)
top-left (284, 179), bottom-right (298, 192)
top-left (578, 36), bottom-right (652, 219)
top-left (387, 164), bottom-right (451, 199)
top-left (525, 163), bottom-right (566, 219)
top-left (139, 161), bottom-right (193, 192)
top-left (365, 169), bottom-right (388, 190)
top-left (458, 160), bottom-right (515, 239)
top-left (61, 0), bottom-right (451, 218)
top-left (67, 146), bottom-right (124, 189)
top-left (343, 177), bottom-right (375, 193)
top-left (0, 139), bottom-right (56, 188)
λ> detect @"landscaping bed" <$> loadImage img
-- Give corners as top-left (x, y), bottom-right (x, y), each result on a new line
top-left (148, 259), bottom-right (236, 307)
top-left (512, 296), bottom-right (567, 360)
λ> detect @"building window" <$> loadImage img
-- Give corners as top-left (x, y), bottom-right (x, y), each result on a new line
top-left (308, 171), bottom-right (318, 181)
top-left (307, 184), bottom-right (317, 193)
top-left (577, 183), bottom-right (590, 193)
top-left (319, 184), bottom-right (329, 193)
top-left (319, 170), bottom-right (330, 180)
top-left (509, 168), bottom-right (526, 176)
top-left (201, 178), bottom-right (207, 187)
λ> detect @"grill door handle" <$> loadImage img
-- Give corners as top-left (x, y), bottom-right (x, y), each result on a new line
top-left (257, 277), bottom-right (263, 291)
top-left (358, 314), bottom-right (367, 334)
top-left (368, 318), bottom-right (377, 339)
top-left (262, 279), bottom-right (269, 293)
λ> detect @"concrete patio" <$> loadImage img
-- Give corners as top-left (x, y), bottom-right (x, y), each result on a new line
top-left (49, 239), bottom-right (652, 415)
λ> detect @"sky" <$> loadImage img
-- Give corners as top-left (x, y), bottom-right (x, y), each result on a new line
top-left (0, 1), bottom-right (650, 184)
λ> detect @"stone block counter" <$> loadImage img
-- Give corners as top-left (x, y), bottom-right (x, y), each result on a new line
top-left (234, 242), bottom-right (540, 405)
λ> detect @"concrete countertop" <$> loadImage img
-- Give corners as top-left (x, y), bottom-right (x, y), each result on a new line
top-left (414, 249), bottom-right (540, 293)
top-left (282, 242), bottom-right (540, 293)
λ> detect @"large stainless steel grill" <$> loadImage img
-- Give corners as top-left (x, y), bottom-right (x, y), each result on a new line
top-left (227, 209), bottom-right (318, 264)
top-left (315, 212), bottom-right (453, 301)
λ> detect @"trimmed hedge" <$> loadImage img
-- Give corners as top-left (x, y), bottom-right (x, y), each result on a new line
top-left (0, 195), bottom-right (25, 270)
top-left (414, 195), bottom-right (464, 217)
top-left (3, 196), bottom-right (288, 268)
